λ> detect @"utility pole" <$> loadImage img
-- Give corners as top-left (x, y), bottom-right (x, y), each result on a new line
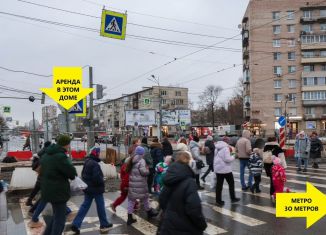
top-left (211, 102), bottom-right (215, 133)
top-left (45, 106), bottom-right (49, 142)
top-left (149, 75), bottom-right (162, 140)
top-left (32, 112), bottom-right (38, 153)
top-left (87, 66), bottom-right (95, 151)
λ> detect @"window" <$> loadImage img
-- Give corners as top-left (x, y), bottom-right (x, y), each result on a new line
top-left (288, 39), bottom-right (296, 47)
top-left (273, 66), bottom-right (282, 75)
top-left (288, 66), bottom-right (296, 73)
top-left (322, 64), bottom-right (326, 71)
top-left (160, 90), bottom-right (167, 96)
top-left (274, 93), bottom-right (282, 102)
top-left (323, 107), bottom-right (326, 114)
top-left (272, 11), bottom-right (281, 20)
top-left (321, 51), bottom-right (326, 57)
top-left (303, 65), bottom-right (315, 72)
top-left (175, 91), bottom-right (181, 96)
top-left (303, 91), bottom-right (326, 100)
top-left (274, 80), bottom-right (282, 88)
top-left (161, 99), bottom-right (167, 105)
top-left (303, 77), bottom-right (318, 86)
top-left (275, 108), bottom-right (282, 116)
top-left (288, 93), bottom-right (296, 101)
top-left (288, 52), bottom-right (296, 60)
top-left (273, 52), bottom-right (281, 60)
top-left (287, 25), bottom-right (295, 33)
top-left (318, 77), bottom-right (326, 85)
top-left (273, 25), bottom-right (281, 34)
top-left (273, 39), bottom-right (281, 47)
top-left (287, 11), bottom-right (295, 20)
top-left (302, 24), bottom-right (312, 32)
top-left (288, 79), bottom-right (297, 88)
top-left (302, 51), bottom-right (315, 58)
top-left (289, 107), bottom-right (297, 116)
top-left (303, 10), bottom-right (312, 19)
top-left (175, 99), bottom-right (184, 105)
top-left (321, 24), bottom-right (326, 31)
top-left (321, 9), bottom-right (326, 17)
top-left (305, 107), bottom-right (315, 114)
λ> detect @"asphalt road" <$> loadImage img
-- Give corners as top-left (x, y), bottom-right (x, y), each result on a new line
top-left (3, 159), bottom-right (326, 235)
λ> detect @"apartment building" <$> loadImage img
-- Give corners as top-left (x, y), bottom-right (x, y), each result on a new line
top-left (93, 86), bottom-right (189, 136)
top-left (242, 0), bottom-right (326, 137)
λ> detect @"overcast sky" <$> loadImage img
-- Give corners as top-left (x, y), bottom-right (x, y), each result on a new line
top-left (0, 0), bottom-right (249, 125)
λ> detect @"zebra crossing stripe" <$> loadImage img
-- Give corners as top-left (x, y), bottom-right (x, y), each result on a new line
top-left (244, 204), bottom-right (276, 214)
top-left (286, 172), bottom-right (326, 180)
top-left (286, 169), bottom-right (326, 176)
top-left (20, 199), bottom-right (45, 235)
top-left (105, 199), bottom-right (227, 235)
top-left (202, 202), bottom-right (266, 226)
top-left (287, 165), bottom-right (326, 172)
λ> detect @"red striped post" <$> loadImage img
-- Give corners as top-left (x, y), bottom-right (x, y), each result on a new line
top-left (279, 127), bottom-right (285, 149)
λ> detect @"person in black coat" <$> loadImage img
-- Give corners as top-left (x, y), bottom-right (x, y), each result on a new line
top-left (263, 137), bottom-right (283, 196)
top-left (201, 136), bottom-right (215, 182)
top-left (161, 137), bottom-right (173, 157)
top-left (71, 147), bottom-right (112, 234)
top-left (310, 131), bottom-right (323, 169)
top-left (159, 151), bottom-right (207, 235)
top-left (149, 138), bottom-right (164, 193)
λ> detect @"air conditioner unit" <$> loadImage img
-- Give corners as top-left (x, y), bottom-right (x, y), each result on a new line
top-left (277, 73), bottom-right (282, 77)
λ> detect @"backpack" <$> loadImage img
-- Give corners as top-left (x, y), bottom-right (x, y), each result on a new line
top-left (262, 150), bottom-right (273, 164)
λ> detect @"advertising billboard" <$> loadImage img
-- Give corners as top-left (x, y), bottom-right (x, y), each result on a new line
top-left (162, 110), bottom-right (191, 125)
top-left (125, 110), bottom-right (156, 126)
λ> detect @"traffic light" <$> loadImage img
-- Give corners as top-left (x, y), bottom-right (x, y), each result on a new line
top-left (41, 92), bottom-right (45, 104)
top-left (96, 84), bottom-right (106, 99)
top-left (29, 96), bottom-right (35, 102)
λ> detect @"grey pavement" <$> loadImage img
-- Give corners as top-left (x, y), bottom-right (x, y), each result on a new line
top-left (2, 159), bottom-right (326, 235)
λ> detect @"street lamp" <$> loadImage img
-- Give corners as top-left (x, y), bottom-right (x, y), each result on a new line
top-left (148, 75), bottom-right (162, 140)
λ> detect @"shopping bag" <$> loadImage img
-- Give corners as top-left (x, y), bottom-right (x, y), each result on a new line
top-left (70, 176), bottom-right (88, 191)
top-left (210, 173), bottom-right (216, 190)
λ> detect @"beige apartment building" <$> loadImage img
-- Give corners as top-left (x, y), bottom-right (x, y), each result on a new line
top-left (242, 0), bottom-right (326, 137)
top-left (93, 86), bottom-right (189, 137)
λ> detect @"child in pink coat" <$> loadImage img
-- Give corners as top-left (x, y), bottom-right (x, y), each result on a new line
top-left (272, 157), bottom-right (287, 200)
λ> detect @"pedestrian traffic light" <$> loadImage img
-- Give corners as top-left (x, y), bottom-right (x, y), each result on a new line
top-left (29, 96), bottom-right (35, 102)
top-left (96, 84), bottom-right (106, 99)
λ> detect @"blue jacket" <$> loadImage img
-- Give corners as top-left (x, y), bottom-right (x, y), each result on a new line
top-left (81, 155), bottom-right (105, 195)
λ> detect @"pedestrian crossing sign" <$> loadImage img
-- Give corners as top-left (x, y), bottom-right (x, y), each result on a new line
top-left (68, 97), bottom-right (86, 117)
top-left (100, 9), bottom-right (127, 40)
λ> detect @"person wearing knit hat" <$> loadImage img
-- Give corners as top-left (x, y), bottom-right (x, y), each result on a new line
top-left (39, 135), bottom-right (77, 234)
top-left (125, 145), bottom-right (158, 225)
top-left (201, 135), bottom-right (215, 183)
top-left (271, 156), bottom-right (287, 201)
top-left (71, 145), bottom-right (113, 234)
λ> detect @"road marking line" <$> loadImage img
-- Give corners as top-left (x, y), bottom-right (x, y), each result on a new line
top-left (105, 199), bottom-right (227, 235)
top-left (20, 199), bottom-right (45, 235)
top-left (63, 223), bottom-right (123, 235)
top-left (202, 202), bottom-right (266, 226)
top-left (286, 169), bottom-right (326, 176)
top-left (287, 165), bottom-right (326, 172)
top-left (244, 204), bottom-right (276, 214)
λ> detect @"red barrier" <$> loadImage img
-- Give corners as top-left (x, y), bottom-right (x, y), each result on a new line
top-left (284, 148), bottom-right (295, 158)
top-left (7, 151), bottom-right (33, 161)
top-left (71, 150), bottom-right (87, 160)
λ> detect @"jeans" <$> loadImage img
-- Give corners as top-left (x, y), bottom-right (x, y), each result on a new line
top-left (239, 159), bottom-right (253, 189)
top-left (296, 158), bottom-right (308, 169)
top-left (201, 164), bottom-right (213, 181)
top-left (72, 193), bottom-right (110, 229)
top-left (43, 202), bottom-right (67, 235)
top-left (32, 199), bottom-right (71, 222)
top-left (215, 172), bottom-right (236, 202)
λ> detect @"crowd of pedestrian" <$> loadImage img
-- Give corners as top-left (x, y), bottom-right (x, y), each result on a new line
top-left (17, 129), bottom-right (324, 235)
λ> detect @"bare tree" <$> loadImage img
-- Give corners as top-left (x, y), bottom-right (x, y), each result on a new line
top-left (199, 85), bottom-right (223, 131)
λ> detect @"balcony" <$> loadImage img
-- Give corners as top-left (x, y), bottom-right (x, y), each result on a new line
top-left (243, 49), bottom-right (249, 60)
top-left (301, 56), bottom-right (326, 64)
top-left (302, 85), bottom-right (326, 92)
top-left (301, 35), bottom-right (326, 50)
top-left (303, 100), bottom-right (326, 106)
top-left (302, 71), bottom-right (326, 77)
top-left (304, 114), bottom-right (317, 120)
top-left (300, 17), bottom-right (317, 23)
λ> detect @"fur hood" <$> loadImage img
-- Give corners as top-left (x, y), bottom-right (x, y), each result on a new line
top-left (150, 142), bottom-right (162, 149)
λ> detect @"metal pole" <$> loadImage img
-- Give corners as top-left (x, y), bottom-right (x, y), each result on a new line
top-left (212, 102), bottom-right (215, 134)
top-left (32, 112), bottom-right (37, 153)
top-left (46, 106), bottom-right (49, 142)
top-left (87, 66), bottom-right (95, 151)
top-left (158, 79), bottom-right (162, 140)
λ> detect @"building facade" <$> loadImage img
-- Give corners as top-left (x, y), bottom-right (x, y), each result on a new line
top-left (243, 0), bottom-right (326, 137)
top-left (93, 86), bottom-right (189, 137)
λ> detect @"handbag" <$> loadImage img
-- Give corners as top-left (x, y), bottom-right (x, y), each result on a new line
top-left (196, 159), bottom-right (205, 169)
top-left (262, 150), bottom-right (273, 164)
top-left (70, 176), bottom-right (88, 191)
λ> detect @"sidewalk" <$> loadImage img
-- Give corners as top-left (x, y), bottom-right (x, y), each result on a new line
top-left (0, 191), bottom-right (7, 235)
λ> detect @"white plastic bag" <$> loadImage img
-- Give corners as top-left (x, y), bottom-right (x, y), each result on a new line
top-left (210, 173), bottom-right (217, 190)
top-left (70, 176), bottom-right (87, 191)
top-left (99, 162), bottom-right (118, 179)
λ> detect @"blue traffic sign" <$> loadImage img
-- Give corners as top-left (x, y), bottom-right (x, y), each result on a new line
top-left (100, 10), bottom-right (127, 40)
top-left (278, 116), bottom-right (286, 127)
top-left (68, 99), bottom-right (84, 114)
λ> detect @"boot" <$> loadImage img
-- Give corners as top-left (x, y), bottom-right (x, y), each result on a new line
top-left (127, 214), bottom-right (137, 225)
top-left (147, 208), bottom-right (159, 219)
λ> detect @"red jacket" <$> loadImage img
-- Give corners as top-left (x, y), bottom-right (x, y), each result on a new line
top-left (120, 163), bottom-right (129, 190)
